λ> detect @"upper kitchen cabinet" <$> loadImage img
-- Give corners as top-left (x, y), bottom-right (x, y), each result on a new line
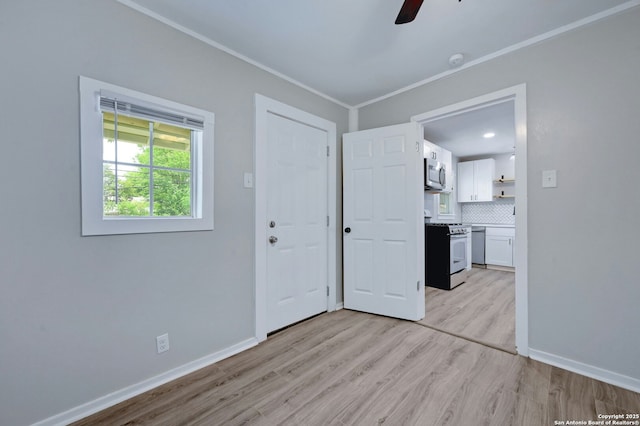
top-left (457, 158), bottom-right (495, 202)
top-left (440, 149), bottom-right (453, 192)
top-left (423, 139), bottom-right (441, 161)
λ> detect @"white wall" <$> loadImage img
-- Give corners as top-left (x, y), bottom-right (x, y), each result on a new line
top-left (360, 7), bottom-right (640, 386)
top-left (492, 153), bottom-right (516, 182)
top-left (0, 1), bottom-right (348, 425)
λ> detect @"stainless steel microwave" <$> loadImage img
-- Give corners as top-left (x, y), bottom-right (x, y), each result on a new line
top-left (425, 158), bottom-right (446, 190)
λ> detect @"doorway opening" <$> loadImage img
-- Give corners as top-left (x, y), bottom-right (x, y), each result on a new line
top-left (411, 84), bottom-right (528, 356)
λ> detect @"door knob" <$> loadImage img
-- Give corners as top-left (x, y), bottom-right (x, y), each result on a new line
top-left (344, 227), bottom-right (351, 234)
top-left (269, 236), bottom-right (278, 244)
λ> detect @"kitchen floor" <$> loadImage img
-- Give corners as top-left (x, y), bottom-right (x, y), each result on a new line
top-left (420, 267), bottom-right (515, 353)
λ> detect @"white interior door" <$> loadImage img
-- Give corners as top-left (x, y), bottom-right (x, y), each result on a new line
top-left (266, 113), bottom-right (328, 333)
top-left (343, 122), bottom-right (425, 321)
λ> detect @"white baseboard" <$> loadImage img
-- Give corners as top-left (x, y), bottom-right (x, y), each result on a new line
top-left (33, 337), bottom-right (259, 426)
top-left (335, 302), bottom-right (344, 310)
top-left (529, 348), bottom-right (640, 393)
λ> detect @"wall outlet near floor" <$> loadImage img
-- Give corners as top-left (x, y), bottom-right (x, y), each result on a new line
top-left (156, 333), bottom-right (170, 354)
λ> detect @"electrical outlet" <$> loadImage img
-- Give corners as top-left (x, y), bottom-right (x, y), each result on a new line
top-left (156, 333), bottom-right (170, 354)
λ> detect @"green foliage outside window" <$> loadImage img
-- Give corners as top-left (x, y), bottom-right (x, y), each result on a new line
top-left (103, 146), bottom-right (192, 217)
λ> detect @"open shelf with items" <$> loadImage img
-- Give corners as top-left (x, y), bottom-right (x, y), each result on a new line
top-left (494, 176), bottom-right (515, 199)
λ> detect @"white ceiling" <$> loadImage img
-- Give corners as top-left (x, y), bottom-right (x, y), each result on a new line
top-left (422, 100), bottom-right (515, 158)
top-left (121, 0), bottom-right (635, 107)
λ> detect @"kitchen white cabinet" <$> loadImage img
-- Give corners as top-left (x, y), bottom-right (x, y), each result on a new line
top-left (485, 227), bottom-right (515, 267)
top-left (423, 139), bottom-right (441, 161)
top-left (440, 148), bottom-right (453, 192)
top-left (457, 161), bottom-right (474, 201)
top-left (457, 158), bottom-right (495, 202)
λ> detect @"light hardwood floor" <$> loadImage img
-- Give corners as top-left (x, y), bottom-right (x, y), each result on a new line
top-left (74, 309), bottom-right (640, 425)
top-left (420, 267), bottom-right (516, 352)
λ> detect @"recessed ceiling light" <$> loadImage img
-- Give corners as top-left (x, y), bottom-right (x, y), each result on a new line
top-left (483, 132), bottom-right (495, 139)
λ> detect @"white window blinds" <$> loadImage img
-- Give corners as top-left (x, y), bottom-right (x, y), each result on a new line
top-left (99, 96), bottom-right (204, 130)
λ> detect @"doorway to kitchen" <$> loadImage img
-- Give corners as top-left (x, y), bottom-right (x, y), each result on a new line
top-left (411, 84), bottom-right (528, 355)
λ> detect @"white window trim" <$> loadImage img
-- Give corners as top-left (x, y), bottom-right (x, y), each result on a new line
top-left (79, 76), bottom-right (214, 236)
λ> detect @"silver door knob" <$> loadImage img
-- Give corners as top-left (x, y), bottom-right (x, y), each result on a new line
top-left (269, 236), bottom-right (278, 244)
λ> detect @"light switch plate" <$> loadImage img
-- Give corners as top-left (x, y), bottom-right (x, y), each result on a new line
top-left (542, 170), bottom-right (557, 188)
top-left (243, 172), bottom-right (253, 188)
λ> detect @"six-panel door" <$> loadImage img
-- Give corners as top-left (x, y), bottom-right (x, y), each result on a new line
top-left (266, 113), bottom-right (329, 332)
top-left (343, 123), bottom-right (425, 321)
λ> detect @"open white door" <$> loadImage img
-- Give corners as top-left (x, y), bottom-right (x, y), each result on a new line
top-left (343, 122), bottom-right (425, 321)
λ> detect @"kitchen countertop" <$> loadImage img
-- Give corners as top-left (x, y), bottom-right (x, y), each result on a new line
top-left (464, 223), bottom-right (515, 228)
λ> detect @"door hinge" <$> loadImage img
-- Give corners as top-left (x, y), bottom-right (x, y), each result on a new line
top-left (417, 281), bottom-right (420, 291)
top-left (327, 286), bottom-right (330, 296)
top-left (327, 215), bottom-right (330, 227)
top-left (327, 145), bottom-right (330, 157)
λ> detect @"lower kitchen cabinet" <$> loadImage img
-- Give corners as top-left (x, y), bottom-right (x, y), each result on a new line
top-left (485, 227), bottom-right (515, 267)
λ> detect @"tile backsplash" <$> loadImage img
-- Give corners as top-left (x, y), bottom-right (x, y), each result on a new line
top-left (461, 198), bottom-right (515, 225)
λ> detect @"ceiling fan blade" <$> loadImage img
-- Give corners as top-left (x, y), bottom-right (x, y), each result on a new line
top-left (395, 0), bottom-right (424, 25)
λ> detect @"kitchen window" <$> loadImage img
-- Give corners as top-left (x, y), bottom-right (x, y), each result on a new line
top-left (79, 77), bottom-right (214, 236)
top-left (438, 192), bottom-right (454, 216)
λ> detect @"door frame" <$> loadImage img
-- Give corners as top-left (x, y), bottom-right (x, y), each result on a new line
top-left (411, 84), bottom-right (529, 356)
top-left (254, 94), bottom-right (337, 342)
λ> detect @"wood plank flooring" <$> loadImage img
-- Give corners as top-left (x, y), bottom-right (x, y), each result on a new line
top-left (420, 267), bottom-right (516, 352)
top-left (73, 309), bottom-right (640, 426)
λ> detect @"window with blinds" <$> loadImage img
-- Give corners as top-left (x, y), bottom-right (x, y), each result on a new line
top-left (80, 76), bottom-right (214, 236)
top-left (100, 98), bottom-right (200, 218)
